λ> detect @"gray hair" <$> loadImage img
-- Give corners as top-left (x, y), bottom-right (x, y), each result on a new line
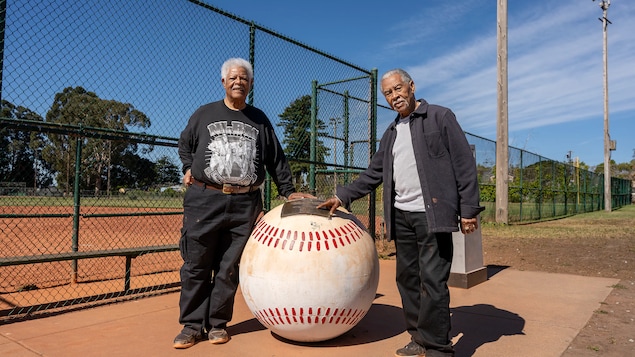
top-left (381, 68), bottom-right (412, 84)
top-left (221, 58), bottom-right (254, 80)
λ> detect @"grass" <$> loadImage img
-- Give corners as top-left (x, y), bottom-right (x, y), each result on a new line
top-left (480, 204), bottom-right (635, 240)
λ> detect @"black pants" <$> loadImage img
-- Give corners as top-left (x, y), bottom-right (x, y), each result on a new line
top-left (394, 208), bottom-right (454, 354)
top-left (178, 184), bottom-right (262, 333)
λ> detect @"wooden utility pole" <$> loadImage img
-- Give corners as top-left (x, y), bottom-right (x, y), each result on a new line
top-left (597, 0), bottom-right (612, 212)
top-left (496, 0), bottom-right (509, 224)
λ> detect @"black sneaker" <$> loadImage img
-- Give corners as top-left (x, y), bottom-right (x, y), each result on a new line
top-left (208, 328), bottom-right (230, 344)
top-left (173, 327), bottom-right (203, 349)
top-left (395, 341), bottom-right (426, 357)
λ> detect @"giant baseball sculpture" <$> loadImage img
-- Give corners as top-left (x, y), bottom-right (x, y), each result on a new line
top-left (239, 198), bottom-right (380, 342)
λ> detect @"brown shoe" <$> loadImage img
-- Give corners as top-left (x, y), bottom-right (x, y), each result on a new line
top-left (173, 328), bottom-right (203, 349)
top-left (208, 328), bottom-right (230, 344)
top-left (395, 341), bottom-right (426, 357)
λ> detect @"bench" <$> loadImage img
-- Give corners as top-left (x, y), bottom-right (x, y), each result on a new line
top-left (0, 244), bottom-right (180, 292)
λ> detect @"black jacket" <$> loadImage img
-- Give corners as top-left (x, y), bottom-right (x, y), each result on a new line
top-left (336, 99), bottom-right (484, 240)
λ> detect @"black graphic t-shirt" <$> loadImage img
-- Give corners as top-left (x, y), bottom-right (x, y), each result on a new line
top-left (178, 100), bottom-right (295, 198)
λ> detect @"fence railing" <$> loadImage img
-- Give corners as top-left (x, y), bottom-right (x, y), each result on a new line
top-left (467, 133), bottom-right (632, 223)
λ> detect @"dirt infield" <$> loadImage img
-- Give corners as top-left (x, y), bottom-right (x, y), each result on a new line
top-left (0, 204), bottom-right (386, 321)
top-left (1, 205), bottom-right (183, 311)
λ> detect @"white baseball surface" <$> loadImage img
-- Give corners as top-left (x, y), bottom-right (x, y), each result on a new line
top-left (239, 200), bottom-right (380, 342)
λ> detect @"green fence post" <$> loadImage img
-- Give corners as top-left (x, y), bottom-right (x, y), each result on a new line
top-left (538, 156), bottom-right (542, 221)
top-left (248, 21), bottom-right (271, 210)
top-left (552, 160), bottom-right (556, 218)
top-left (519, 150), bottom-right (523, 221)
top-left (368, 69), bottom-right (377, 238)
top-left (309, 80), bottom-right (317, 196)
top-left (71, 134), bottom-right (82, 285)
top-left (0, 0), bottom-right (6, 104)
top-left (343, 91), bottom-right (350, 185)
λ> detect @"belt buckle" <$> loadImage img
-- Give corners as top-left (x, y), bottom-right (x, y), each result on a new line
top-left (222, 183), bottom-right (234, 194)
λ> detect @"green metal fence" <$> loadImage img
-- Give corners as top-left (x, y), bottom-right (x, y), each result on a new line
top-left (466, 133), bottom-right (632, 223)
top-left (0, 0), bottom-right (375, 323)
top-left (0, 0), bottom-right (631, 323)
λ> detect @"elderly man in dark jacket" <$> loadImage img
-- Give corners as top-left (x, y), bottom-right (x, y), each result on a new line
top-left (318, 68), bottom-right (484, 357)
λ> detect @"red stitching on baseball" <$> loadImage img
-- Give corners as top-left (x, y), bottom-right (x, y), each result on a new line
top-left (252, 218), bottom-right (366, 252)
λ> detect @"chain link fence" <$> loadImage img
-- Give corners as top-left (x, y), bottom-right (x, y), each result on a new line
top-left (0, 0), bottom-right (375, 322)
top-left (467, 133), bottom-right (631, 223)
top-left (1, 0), bottom-right (631, 322)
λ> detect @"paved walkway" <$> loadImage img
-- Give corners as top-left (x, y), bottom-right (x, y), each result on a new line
top-left (0, 260), bottom-right (618, 357)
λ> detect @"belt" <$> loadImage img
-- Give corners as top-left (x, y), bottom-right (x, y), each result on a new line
top-left (190, 178), bottom-right (258, 194)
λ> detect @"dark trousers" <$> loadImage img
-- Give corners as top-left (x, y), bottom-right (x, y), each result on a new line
top-left (178, 184), bottom-right (262, 333)
top-left (393, 208), bottom-right (454, 354)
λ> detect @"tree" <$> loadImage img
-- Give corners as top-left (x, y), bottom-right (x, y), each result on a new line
top-left (593, 159), bottom-right (634, 180)
top-left (42, 86), bottom-right (151, 193)
top-left (155, 155), bottom-right (181, 185)
top-left (0, 100), bottom-right (54, 188)
top-left (109, 153), bottom-right (156, 190)
top-left (277, 95), bottom-right (329, 188)
top-left (614, 162), bottom-right (633, 180)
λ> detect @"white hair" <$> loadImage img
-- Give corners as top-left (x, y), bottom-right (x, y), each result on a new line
top-left (221, 58), bottom-right (253, 80)
top-left (381, 68), bottom-right (412, 84)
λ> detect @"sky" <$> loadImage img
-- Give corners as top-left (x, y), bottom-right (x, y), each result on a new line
top-left (204, 0), bottom-right (635, 167)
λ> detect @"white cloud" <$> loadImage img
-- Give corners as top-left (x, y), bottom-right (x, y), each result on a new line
top-left (391, 0), bottom-right (635, 148)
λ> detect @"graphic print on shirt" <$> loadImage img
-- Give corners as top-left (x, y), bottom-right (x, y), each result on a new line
top-left (204, 121), bottom-right (258, 186)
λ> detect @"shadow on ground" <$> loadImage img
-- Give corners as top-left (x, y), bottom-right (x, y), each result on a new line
top-left (450, 304), bottom-right (525, 357)
top-left (447, 265), bottom-right (525, 356)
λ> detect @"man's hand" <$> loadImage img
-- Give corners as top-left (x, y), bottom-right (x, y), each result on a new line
top-left (460, 217), bottom-right (478, 235)
top-left (316, 197), bottom-right (342, 216)
top-left (287, 192), bottom-right (316, 200)
top-left (183, 169), bottom-right (193, 186)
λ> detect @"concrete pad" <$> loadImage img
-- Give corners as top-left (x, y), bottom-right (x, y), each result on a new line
top-left (0, 260), bottom-right (618, 357)
top-left (449, 268), bottom-right (618, 357)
